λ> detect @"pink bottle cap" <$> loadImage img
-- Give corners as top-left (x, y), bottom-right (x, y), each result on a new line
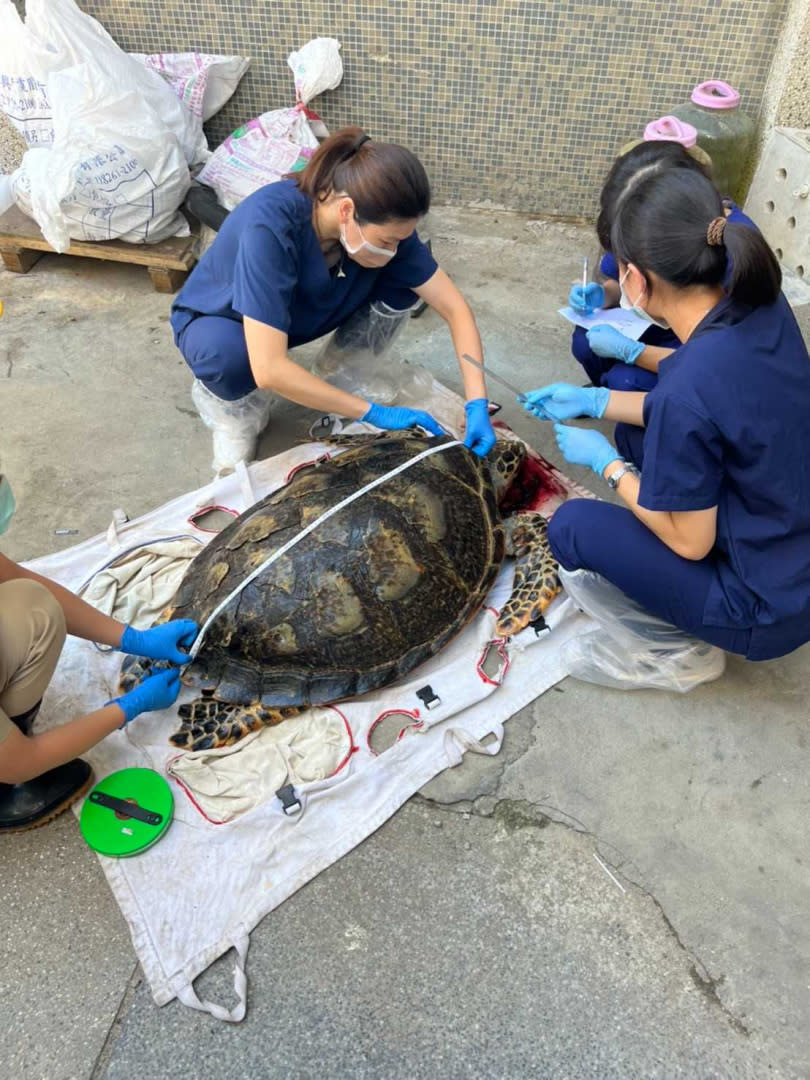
top-left (644, 116), bottom-right (698, 147)
top-left (690, 80), bottom-right (741, 109)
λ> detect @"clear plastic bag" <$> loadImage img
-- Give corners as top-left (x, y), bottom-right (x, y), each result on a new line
top-left (559, 568), bottom-right (726, 693)
top-left (312, 300), bottom-right (412, 404)
top-left (191, 379), bottom-right (272, 475)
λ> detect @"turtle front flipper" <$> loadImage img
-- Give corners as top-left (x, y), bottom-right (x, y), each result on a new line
top-left (170, 698), bottom-right (302, 751)
top-left (118, 653), bottom-right (175, 694)
top-left (496, 513), bottom-right (562, 637)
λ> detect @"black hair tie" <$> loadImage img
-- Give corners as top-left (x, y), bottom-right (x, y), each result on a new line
top-left (346, 133), bottom-right (371, 159)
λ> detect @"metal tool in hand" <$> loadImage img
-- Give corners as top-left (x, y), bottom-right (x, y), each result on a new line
top-left (461, 354), bottom-right (529, 404)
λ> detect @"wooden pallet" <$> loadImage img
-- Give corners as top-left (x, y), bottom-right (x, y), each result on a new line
top-left (0, 205), bottom-right (199, 292)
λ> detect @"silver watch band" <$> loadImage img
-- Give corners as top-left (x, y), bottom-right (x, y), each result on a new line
top-left (606, 462), bottom-right (640, 490)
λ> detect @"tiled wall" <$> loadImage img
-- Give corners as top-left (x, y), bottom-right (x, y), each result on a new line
top-left (78, 2), bottom-right (788, 215)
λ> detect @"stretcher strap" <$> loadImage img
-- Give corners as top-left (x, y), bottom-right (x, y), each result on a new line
top-left (175, 931), bottom-right (249, 1022)
top-left (188, 440), bottom-right (463, 660)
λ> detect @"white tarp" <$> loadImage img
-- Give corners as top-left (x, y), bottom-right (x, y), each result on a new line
top-left (27, 436), bottom-right (590, 1020)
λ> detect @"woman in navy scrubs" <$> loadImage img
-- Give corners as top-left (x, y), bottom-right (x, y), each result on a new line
top-left (526, 167), bottom-right (810, 661)
top-left (172, 127), bottom-right (495, 471)
top-left (569, 141), bottom-right (758, 394)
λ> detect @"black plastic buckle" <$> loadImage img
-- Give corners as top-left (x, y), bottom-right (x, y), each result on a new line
top-left (529, 614), bottom-right (548, 636)
top-left (276, 783), bottom-right (302, 816)
top-left (416, 684), bottom-right (441, 710)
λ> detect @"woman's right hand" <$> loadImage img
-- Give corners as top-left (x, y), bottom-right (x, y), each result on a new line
top-left (568, 282), bottom-right (605, 315)
top-left (362, 402), bottom-right (446, 437)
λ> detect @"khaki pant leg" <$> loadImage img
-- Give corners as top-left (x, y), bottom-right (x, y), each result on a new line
top-left (0, 579), bottom-right (67, 719)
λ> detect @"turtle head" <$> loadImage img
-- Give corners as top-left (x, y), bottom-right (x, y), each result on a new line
top-left (488, 439), bottom-right (527, 501)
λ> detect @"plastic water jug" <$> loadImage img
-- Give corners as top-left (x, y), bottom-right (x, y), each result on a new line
top-left (670, 80), bottom-right (756, 202)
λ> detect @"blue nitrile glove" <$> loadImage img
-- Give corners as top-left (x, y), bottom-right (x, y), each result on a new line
top-left (568, 282), bottom-right (605, 315)
top-left (120, 620), bottom-right (198, 665)
top-left (523, 383), bottom-right (609, 421)
top-left (553, 423), bottom-right (620, 477)
top-left (363, 402), bottom-right (445, 437)
top-left (463, 398), bottom-right (496, 457)
top-left (113, 668), bottom-right (182, 726)
top-left (586, 324), bottom-right (645, 365)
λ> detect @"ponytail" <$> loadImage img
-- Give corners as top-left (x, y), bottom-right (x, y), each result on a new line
top-left (611, 168), bottom-right (781, 308)
top-left (722, 222), bottom-right (782, 307)
top-left (293, 126), bottom-right (431, 223)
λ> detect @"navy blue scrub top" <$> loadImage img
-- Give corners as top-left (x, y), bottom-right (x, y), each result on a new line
top-left (170, 179), bottom-right (438, 345)
top-left (640, 295), bottom-right (810, 658)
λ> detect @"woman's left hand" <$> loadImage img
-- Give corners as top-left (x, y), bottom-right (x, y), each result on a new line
top-left (553, 423), bottom-right (619, 477)
top-left (120, 620), bottom-right (199, 665)
top-left (523, 383), bottom-right (609, 421)
top-left (463, 399), bottom-right (496, 456)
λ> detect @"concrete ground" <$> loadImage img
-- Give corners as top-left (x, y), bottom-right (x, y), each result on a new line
top-left (1, 208), bottom-right (809, 1080)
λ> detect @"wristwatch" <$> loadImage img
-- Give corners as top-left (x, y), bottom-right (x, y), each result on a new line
top-left (606, 462), bottom-right (640, 490)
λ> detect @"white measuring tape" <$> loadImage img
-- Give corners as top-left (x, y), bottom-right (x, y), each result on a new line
top-left (187, 439), bottom-right (463, 661)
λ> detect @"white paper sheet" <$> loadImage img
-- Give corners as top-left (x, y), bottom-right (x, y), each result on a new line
top-left (558, 305), bottom-right (651, 341)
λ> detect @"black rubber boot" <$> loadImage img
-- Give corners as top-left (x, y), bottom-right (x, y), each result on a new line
top-left (0, 759), bottom-right (93, 834)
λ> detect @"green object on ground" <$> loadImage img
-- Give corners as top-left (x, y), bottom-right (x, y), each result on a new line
top-left (80, 768), bottom-right (173, 857)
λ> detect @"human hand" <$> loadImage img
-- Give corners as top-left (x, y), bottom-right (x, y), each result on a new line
top-left (586, 324), bottom-right (645, 365)
top-left (363, 402), bottom-right (445, 437)
top-left (120, 620), bottom-right (198, 665)
top-left (113, 669), bottom-right (182, 726)
top-left (568, 282), bottom-right (605, 315)
top-left (552, 423), bottom-right (620, 477)
top-left (463, 398), bottom-right (496, 457)
top-left (523, 383), bottom-right (609, 421)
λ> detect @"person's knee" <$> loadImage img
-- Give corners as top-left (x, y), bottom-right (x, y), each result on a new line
top-left (180, 320), bottom-right (255, 402)
top-left (570, 327), bottom-right (592, 365)
top-left (604, 365), bottom-right (638, 391)
top-left (0, 579), bottom-right (66, 656)
top-left (547, 499), bottom-right (594, 570)
top-left (604, 365), bottom-right (657, 392)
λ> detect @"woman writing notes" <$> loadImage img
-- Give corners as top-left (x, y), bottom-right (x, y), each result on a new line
top-left (171, 128), bottom-right (496, 472)
top-left (527, 168), bottom-right (810, 662)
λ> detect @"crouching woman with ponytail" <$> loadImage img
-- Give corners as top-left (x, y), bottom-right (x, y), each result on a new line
top-left (525, 168), bottom-right (810, 661)
top-left (171, 127), bottom-right (495, 472)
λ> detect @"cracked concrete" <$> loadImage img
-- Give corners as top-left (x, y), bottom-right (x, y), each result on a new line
top-left (1, 206), bottom-right (808, 1078)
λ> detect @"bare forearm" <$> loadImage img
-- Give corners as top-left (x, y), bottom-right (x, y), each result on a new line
top-left (415, 269), bottom-right (487, 399)
top-left (2, 704), bottom-right (124, 783)
top-left (16, 565), bottom-right (124, 647)
top-left (252, 353), bottom-right (369, 418)
top-left (449, 309), bottom-right (487, 400)
top-left (608, 471), bottom-right (715, 559)
top-left (636, 345), bottom-right (675, 373)
top-left (603, 390), bottom-right (647, 426)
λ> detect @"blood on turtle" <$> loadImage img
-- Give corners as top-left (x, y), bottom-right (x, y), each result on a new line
top-left (118, 434), bottom-right (561, 751)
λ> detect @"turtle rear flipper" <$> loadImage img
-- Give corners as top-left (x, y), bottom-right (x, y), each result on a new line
top-left (496, 513), bottom-right (561, 637)
top-left (170, 698), bottom-right (302, 751)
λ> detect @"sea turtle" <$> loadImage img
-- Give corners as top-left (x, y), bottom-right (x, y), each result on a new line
top-left (119, 434), bottom-right (561, 751)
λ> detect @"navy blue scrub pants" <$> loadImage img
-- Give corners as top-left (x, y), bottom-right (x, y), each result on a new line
top-left (178, 284), bottom-right (419, 403)
top-left (547, 428), bottom-right (754, 656)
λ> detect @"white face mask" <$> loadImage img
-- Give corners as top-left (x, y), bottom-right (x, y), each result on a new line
top-left (339, 218), bottom-right (397, 266)
top-left (0, 475), bottom-right (16, 535)
top-left (619, 268), bottom-right (670, 330)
